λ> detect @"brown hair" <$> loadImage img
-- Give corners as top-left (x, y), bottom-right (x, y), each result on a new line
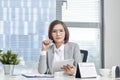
top-left (48, 20), bottom-right (69, 43)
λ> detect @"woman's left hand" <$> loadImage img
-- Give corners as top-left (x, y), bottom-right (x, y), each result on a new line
top-left (61, 64), bottom-right (75, 76)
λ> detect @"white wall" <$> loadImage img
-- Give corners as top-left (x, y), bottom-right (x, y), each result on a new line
top-left (104, 0), bottom-right (120, 68)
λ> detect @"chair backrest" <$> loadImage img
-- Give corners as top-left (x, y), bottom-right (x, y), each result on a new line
top-left (80, 50), bottom-right (88, 62)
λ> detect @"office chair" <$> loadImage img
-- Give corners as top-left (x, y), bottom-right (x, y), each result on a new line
top-left (80, 50), bottom-right (88, 62)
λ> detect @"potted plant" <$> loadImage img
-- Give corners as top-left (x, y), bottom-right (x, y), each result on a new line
top-left (0, 50), bottom-right (20, 75)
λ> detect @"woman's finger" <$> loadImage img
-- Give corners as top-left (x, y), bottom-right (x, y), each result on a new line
top-left (61, 65), bottom-right (68, 71)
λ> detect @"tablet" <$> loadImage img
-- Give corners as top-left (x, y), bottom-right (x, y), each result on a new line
top-left (53, 59), bottom-right (74, 72)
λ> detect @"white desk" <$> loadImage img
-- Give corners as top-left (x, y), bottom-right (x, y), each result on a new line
top-left (0, 74), bottom-right (119, 80)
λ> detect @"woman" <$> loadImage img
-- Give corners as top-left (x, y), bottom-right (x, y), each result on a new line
top-left (38, 20), bottom-right (82, 75)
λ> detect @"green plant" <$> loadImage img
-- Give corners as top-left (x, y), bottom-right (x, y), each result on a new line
top-left (0, 50), bottom-right (2, 53)
top-left (0, 50), bottom-right (20, 65)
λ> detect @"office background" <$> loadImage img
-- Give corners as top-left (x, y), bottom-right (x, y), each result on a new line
top-left (0, 0), bottom-right (119, 73)
top-left (0, 0), bottom-right (102, 73)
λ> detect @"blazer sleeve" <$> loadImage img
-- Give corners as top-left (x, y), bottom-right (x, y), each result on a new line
top-left (38, 54), bottom-right (47, 74)
top-left (73, 44), bottom-right (82, 67)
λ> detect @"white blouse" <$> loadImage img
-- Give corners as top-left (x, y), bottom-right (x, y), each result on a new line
top-left (40, 44), bottom-right (65, 62)
top-left (53, 44), bottom-right (64, 62)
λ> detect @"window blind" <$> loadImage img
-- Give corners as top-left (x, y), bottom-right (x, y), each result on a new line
top-left (56, 0), bottom-right (100, 22)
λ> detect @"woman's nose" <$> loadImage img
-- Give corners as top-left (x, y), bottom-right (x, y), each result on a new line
top-left (56, 31), bottom-right (61, 35)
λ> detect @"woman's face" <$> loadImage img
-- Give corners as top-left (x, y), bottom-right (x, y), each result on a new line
top-left (52, 24), bottom-right (65, 44)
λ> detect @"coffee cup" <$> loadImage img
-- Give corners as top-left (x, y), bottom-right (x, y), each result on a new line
top-left (99, 68), bottom-right (110, 77)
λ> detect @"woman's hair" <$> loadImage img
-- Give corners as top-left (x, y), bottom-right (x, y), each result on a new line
top-left (48, 20), bottom-right (69, 43)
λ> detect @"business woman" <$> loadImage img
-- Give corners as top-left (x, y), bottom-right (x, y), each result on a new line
top-left (38, 20), bottom-right (82, 75)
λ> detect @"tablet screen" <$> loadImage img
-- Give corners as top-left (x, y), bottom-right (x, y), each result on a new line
top-left (53, 59), bottom-right (74, 72)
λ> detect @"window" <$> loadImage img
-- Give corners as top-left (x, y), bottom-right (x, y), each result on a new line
top-left (56, 0), bottom-right (102, 72)
top-left (0, 0), bottom-right (56, 73)
top-left (0, 0), bottom-right (103, 74)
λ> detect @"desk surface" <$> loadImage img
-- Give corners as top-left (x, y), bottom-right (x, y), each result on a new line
top-left (0, 74), bottom-right (119, 80)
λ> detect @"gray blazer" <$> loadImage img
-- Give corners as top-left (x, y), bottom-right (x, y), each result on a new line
top-left (38, 42), bottom-right (82, 74)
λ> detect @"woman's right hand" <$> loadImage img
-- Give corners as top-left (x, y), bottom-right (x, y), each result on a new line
top-left (41, 40), bottom-right (53, 51)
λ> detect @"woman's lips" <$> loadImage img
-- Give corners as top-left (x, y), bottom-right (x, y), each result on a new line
top-left (56, 37), bottom-right (61, 39)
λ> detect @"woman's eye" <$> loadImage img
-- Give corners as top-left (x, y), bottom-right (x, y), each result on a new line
top-left (52, 29), bottom-right (64, 33)
top-left (60, 30), bottom-right (63, 32)
top-left (52, 30), bottom-right (56, 33)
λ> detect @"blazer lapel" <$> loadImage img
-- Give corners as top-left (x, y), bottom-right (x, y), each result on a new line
top-left (49, 47), bottom-right (54, 64)
top-left (64, 43), bottom-right (69, 59)
top-left (48, 45), bottom-right (54, 74)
